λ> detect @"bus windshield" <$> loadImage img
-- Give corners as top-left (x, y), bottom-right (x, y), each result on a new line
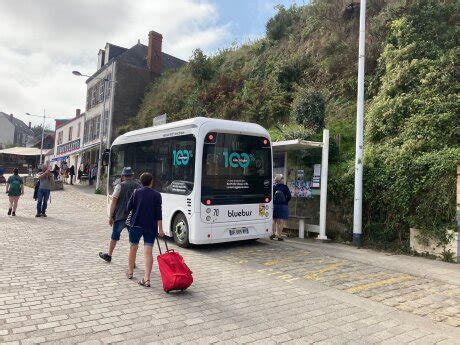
top-left (201, 132), bottom-right (272, 205)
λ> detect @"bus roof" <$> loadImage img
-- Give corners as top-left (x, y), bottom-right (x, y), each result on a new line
top-left (112, 117), bottom-right (269, 146)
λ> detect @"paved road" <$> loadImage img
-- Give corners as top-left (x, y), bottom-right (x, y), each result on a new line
top-left (0, 184), bottom-right (459, 344)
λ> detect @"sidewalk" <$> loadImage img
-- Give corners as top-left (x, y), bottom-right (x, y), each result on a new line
top-left (285, 238), bottom-right (460, 286)
top-left (0, 185), bottom-right (459, 343)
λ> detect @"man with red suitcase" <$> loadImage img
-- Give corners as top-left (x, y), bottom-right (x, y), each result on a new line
top-left (126, 172), bottom-right (164, 287)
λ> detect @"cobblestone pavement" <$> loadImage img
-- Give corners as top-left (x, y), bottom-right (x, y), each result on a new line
top-left (1, 184), bottom-right (459, 344)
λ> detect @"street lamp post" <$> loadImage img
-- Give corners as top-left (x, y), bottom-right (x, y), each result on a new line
top-left (352, 0), bottom-right (367, 247)
top-left (72, 71), bottom-right (115, 190)
top-left (26, 110), bottom-right (47, 167)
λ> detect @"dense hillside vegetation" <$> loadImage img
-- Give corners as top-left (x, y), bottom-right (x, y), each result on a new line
top-left (123, 0), bottom-right (459, 250)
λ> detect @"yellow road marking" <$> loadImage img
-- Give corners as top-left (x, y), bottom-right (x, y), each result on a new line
top-left (304, 261), bottom-right (346, 280)
top-left (346, 275), bottom-right (414, 294)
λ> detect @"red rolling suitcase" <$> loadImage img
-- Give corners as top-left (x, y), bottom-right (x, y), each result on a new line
top-left (156, 238), bottom-right (193, 293)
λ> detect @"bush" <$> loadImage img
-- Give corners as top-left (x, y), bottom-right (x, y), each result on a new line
top-left (364, 0), bottom-right (459, 245)
top-left (291, 88), bottom-right (326, 130)
top-left (188, 49), bottom-right (213, 83)
top-left (266, 5), bottom-right (300, 41)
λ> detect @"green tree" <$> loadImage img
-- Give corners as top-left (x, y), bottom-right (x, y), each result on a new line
top-left (291, 88), bottom-right (326, 130)
top-left (188, 49), bottom-right (213, 83)
top-left (365, 0), bottom-right (459, 245)
top-left (266, 5), bottom-right (300, 41)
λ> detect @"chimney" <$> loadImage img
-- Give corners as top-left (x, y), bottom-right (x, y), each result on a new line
top-left (97, 49), bottom-right (105, 70)
top-left (28, 122), bottom-right (31, 128)
top-left (9, 114), bottom-right (13, 121)
top-left (147, 31), bottom-right (163, 75)
top-left (76, 109), bottom-right (81, 117)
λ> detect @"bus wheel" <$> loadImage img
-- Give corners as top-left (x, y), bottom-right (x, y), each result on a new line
top-left (172, 213), bottom-right (189, 248)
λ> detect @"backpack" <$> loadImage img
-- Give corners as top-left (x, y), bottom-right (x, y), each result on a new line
top-left (274, 188), bottom-right (286, 204)
top-left (8, 176), bottom-right (22, 195)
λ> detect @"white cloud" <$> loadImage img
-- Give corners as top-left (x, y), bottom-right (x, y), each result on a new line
top-left (0, 0), bottom-right (230, 127)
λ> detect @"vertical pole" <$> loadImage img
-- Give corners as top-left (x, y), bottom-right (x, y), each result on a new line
top-left (106, 62), bottom-right (116, 147)
top-left (95, 79), bottom-right (107, 190)
top-left (39, 109), bottom-right (46, 167)
top-left (353, 0), bottom-right (366, 247)
top-left (283, 151), bottom-right (288, 181)
top-left (318, 129), bottom-right (329, 240)
top-left (299, 218), bottom-right (305, 239)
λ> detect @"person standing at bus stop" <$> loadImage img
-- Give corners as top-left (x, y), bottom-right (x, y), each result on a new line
top-left (99, 167), bottom-right (141, 263)
top-left (272, 174), bottom-right (291, 241)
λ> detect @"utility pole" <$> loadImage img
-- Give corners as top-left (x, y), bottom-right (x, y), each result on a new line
top-left (352, 0), bottom-right (366, 247)
top-left (39, 109), bottom-right (46, 166)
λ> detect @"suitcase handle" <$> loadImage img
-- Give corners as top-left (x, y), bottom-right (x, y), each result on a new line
top-left (156, 237), bottom-right (171, 254)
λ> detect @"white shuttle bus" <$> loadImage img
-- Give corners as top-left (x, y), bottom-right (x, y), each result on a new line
top-left (108, 117), bottom-right (273, 247)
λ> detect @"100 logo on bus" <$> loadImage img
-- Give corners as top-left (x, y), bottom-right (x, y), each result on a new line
top-left (172, 149), bottom-right (192, 166)
top-left (223, 151), bottom-right (252, 168)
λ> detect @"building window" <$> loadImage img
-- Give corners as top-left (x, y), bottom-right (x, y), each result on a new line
top-left (106, 73), bottom-right (112, 98)
top-left (102, 110), bottom-right (109, 136)
top-left (99, 81), bottom-right (105, 102)
top-left (57, 131), bottom-right (63, 145)
top-left (77, 123), bottom-right (81, 138)
top-left (86, 89), bottom-right (91, 110)
top-left (92, 87), bottom-right (97, 107)
top-left (83, 121), bottom-right (89, 143)
top-left (95, 116), bottom-right (101, 140)
top-left (68, 126), bottom-right (73, 141)
top-left (90, 119), bottom-right (95, 141)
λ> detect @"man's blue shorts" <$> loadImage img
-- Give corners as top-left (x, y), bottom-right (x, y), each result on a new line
top-left (129, 226), bottom-right (156, 246)
top-left (111, 220), bottom-right (127, 241)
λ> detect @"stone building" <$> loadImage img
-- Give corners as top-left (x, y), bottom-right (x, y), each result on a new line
top-left (80, 30), bottom-right (186, 170)
top-left (27, 131), bottom-right (55, 150)
top-left (53, 109), bottom-right (85, 170)
top-left (0, 112), bottom-right (34, 148)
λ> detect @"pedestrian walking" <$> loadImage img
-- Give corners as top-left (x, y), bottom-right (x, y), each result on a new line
top-left (69, 165), bottom-right (75, 185)
top-left (36, 165), bottom-right (53, 217)
top-left (271, 174), bottom-right (291, 241)
top-left (77, 164), bottom-right (83, 183)
top-left (99, 167), bottom-right (141, 263)
top-left (52, 164), bottom-right (60, 181)
top-left (89, 164), bottom-right (97, 185)
top-left (6, 168), bottom-right (23, 216)
top-left (126, 172), bottom-right (164, 287)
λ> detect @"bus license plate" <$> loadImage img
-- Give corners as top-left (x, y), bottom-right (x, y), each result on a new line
top-left (229, 227), bottom-right (249, 236)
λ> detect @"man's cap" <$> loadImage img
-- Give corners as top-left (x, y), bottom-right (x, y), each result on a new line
top-left (121, 167), bottom-right (134, 176)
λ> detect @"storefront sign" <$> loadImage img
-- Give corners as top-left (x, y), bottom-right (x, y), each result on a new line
top-left (57, 139), bottom-right (80, 155)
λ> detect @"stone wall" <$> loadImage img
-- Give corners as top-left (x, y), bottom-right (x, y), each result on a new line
top-left (409, 164), bottom-right (460, 262)
top-left (24, 176), bottom-right (63, 191)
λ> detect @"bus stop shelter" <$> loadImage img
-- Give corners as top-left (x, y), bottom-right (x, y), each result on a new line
top-left (272, 129), bottom-right (329, 240)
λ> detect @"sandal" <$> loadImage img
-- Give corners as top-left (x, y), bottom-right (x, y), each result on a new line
top-left (138, 278), bottom-right (150, 287)
top-left (126, 271), bottom-right (133, 279)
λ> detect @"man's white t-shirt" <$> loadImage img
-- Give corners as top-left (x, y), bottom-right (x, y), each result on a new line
top-left (112, 184), bottom-right (121, 199)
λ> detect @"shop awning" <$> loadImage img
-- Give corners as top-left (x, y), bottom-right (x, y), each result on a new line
top-left (73, 142), bottom-right (100, 155)
top-left (272, 139), bottom-right (323, 152)
top-left (51, 156), bottom-right (69, 162)
top-left (0, 147), bottom-right (42, 156)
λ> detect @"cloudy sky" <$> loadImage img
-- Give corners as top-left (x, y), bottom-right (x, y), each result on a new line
top-left (0, 0), bottom-right (298, 128)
